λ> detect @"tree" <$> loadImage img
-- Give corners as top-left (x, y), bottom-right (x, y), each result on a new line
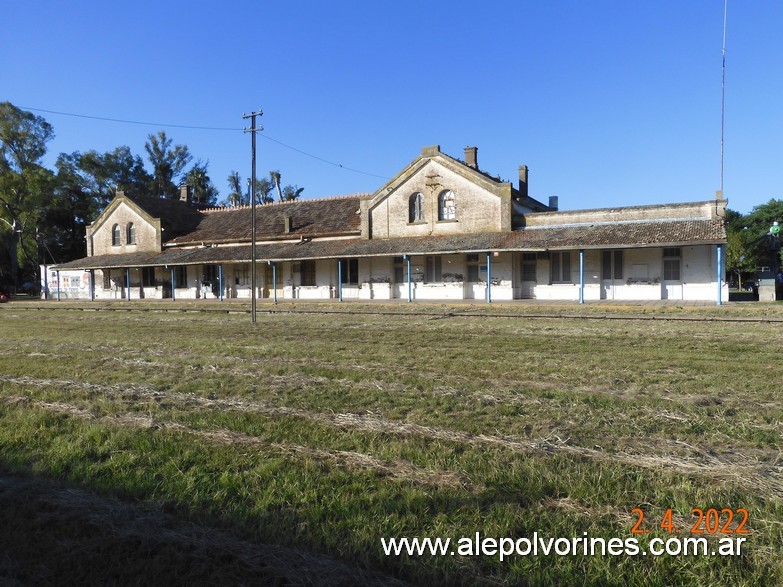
top-left (741, 199), bottom-right (783, 273)
top-left (182, 160), bottom-right (219, 206)
top-left (725, 227), bottom-right (754, 289)
top-left (43, 152), bottom-right (95, 263)
top-left (144, 131), bottom-right (192, 198)
top-left (224, 171), bottom-right (274, 206)
top-left (269, 169), bottom-right (303, 202)
top-left (256, 176), bottom-right (275, 204)
top-left (79, 146), bottom-right (151, 208)
top-left (226, 171), bottom-right (244, 206)
top-left (0, 102), bottom-right (55, 289)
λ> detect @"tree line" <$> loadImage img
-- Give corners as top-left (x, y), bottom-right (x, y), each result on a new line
top-left (2, 101), bottom-right (780, 295)
top-left (0, 102), bottom-right (304, 292)
top-left (724, 200), bottom-right (783, 289)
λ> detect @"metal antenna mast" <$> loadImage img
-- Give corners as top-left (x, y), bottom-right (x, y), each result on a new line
top-left (243, 109), bottom-right (263, 324)
top-left (720, 0), bottom-right (728, 196)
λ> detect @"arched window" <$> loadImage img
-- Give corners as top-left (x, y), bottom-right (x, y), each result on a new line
top-left (111, 224), bottom-right (121, 246)
top-left (438, 190), bottom-right (456, 221)
top-left (409, 192), bottom-right (424, 223)
top-left (126, 223), bottom-right (136, 245)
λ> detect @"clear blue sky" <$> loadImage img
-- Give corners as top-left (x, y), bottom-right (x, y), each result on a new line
top-left (2, 1), bottom-right (781, 214)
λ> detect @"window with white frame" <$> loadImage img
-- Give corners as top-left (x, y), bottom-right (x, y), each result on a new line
top-left (126, 223), bottom-right (136, 245)
top-left (550, 251), bottom-right (572, 283)
top-left (663, 248), bottom-right (681, 281)
top-left (409, 193), bottom-right (424, 223)
top-left (438, 190), bottom-right (456, 221)
top-left (111, 224), bottom-right (121, 246)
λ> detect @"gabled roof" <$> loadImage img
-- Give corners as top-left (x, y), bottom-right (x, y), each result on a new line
top-left (163, 195), bottom-right (363, 246)
top-left (123, 194), bottom-right (203, 239)
top-left (54, 217), bottom-right (725, 271)
top-left (364, 145), bottom-right (516, 208)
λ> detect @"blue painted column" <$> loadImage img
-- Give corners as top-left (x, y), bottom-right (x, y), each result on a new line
top-left (56, 270), bottom-right (61, 302)
top-left (717, 244), bottom-right (724, 305)
top-left (486, 253), bottom-right (492, 304)
top-left (170, 268), bottom-right (176, 301)
top-left (405, 255), bottom-right (412, 302)
top-left (89, 270), bottom-right (95, 301)
top-left (125, 268), bottom-right (131, 301)
top-left (338, 259), bottom-right (343, 302)
top-left (218, 264), bottom-right (224, 301)
top-left (273, 262), bottom-right (278, 303)
top-left (579, 249), bottom-right (585, 304)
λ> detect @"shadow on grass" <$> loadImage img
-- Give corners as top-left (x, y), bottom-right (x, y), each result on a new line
top-left (0, 467), bottom-right (408, 587)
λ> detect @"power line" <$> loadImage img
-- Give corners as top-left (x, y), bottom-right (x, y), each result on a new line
top-left (18, 105), bottom-right (390, 180)
top-left (19, 106), bottom-right (239, 131)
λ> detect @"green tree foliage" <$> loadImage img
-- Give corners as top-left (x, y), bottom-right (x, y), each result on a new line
top-left (270, 169), bottom-right (303, 202)
top-left (144, 131), bottom-right (192, 198)
top-left (182, 161), bottom-right (219, 206)
top-left (78, 146), bottom-right (151, 208)
top-left (725, 228), bottom-right (754, 288)
top-left (740, 199), bottom-right (783, 272)
top-left (224, 171), bottom-right (276, 206)
top-left (0, 102), bottom-right (55, 288)
top-left (226, 171), bottom-right (244, 206)
top-left (257, 176), bottom-right (275, 204)
top-left (41, 153), bottom-right (95, 264)
top-left (0, 102), bottom-right (234, 286)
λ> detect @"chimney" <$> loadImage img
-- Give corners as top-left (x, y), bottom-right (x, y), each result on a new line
top-left (518, 165), bottom-right (529, 198)
top-left (548, 196), bottom-right (559, 211)
top-left (179, 184), bottom-right (191, 204)
top-left (284, 215), bottom-right (292, 233)
top-left (464, 146), bottom-right (478, 169)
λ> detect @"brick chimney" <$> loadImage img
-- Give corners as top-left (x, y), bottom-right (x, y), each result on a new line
top-left (179, 184), bottom-right (192, 204)
top-left (518, 165), bottom-right (529, 198)
top-left (464, 146), bottom-right (478, 169)
top-left (284, 215), bottom-right (292, 233)
top-left (548, 196), bottom-right (559, 211)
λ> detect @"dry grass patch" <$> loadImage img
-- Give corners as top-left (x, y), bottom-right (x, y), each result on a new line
top-left (1, 305), bottom-right (783, 585)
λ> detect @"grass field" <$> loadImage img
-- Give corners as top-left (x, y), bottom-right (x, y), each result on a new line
top-left (1, 302), bottom-right (782, 585)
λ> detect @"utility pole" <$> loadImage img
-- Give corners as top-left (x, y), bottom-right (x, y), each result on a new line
top-left (720, 0), bottom-right (728, 196)
top-left (243, 109), bottom-right (263, 324)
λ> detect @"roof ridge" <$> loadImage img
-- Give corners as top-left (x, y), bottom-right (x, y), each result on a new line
top-left (202, 193), bottom-right (367, 213)
top-left (524, 217), bottom-right (717, 230)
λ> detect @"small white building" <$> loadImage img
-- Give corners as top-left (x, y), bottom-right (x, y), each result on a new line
top-left (51, 145), bottom-right (728, 303)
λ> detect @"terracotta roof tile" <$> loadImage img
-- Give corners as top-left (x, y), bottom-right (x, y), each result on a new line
top-left (55, 219), bottom-right (725, 270)
top-left (164, 196), bottom-right (363, 245)
top-left (124, 195), bottom-right (203, 238)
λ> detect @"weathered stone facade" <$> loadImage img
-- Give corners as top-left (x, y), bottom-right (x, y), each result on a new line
top-left (87, 199), bottom-right (161, 257)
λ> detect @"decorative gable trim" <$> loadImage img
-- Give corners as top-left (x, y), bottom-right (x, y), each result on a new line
top-left (86, 193), bottom-right (162, 255)
top-left (361, 146), bottom-right (514, 238)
